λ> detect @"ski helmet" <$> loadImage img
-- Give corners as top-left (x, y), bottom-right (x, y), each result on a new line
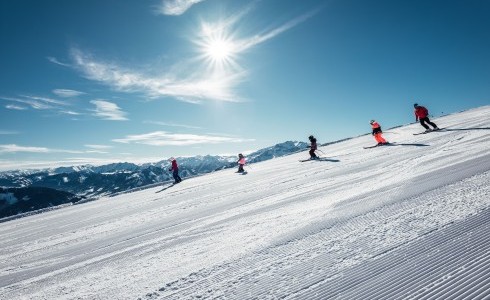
top-left (308, 135), bottom-right (314, 140)
top-left (414, 103), bottom-right (419, 108)
top-left (370, 120), bottom-right (375, 124)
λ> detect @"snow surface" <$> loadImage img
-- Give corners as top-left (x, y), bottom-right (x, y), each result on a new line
top-left (0, 106), bottom-right (489, 300)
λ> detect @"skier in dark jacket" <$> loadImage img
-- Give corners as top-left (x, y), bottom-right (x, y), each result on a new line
top-left (168, 157), bottom-right (182, 184)
top-left (308, 135), bottom-right (318, 159)
top-left (414, 103), bottom-right (439, 132)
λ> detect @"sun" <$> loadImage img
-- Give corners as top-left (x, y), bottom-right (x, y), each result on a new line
top-left (196, 22), bottom-right (239, 68)
top-left (205, 38), bottom-right (234, 62)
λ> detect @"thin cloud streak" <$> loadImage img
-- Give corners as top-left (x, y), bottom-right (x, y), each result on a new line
top-left (0, 130), bottom-right (19, 135)
top-left (157, 0), bottom-right (205, 16)
top-left (85, 144), bottom-right (113, 150)
top-left (1, 95), bottom-right (68, 110)
top-left (236, 9), bottom-right (320, 53)
top-left (91, 100), bottom-right (128, 121)
top-left (47, 56), bottom-right (71, 67)
top-left (0, 144), bottom-right (83, 154)
top-left (53, 89), bottom-right (86, 97)
top-left (144, 121), bottom-right (203, 129)
top-left (1, 96), bottom-right (55, 110)
top-left (22, 95), bottom-right (67, 106)
top-left (5, 104), bottom-right (27, 110)
top-left (60, 110), bottom-right (82, 116)
top-left (113, 131), bottom-right (254, 146)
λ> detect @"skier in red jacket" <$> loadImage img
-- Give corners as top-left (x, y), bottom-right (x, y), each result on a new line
top-left (370, 120), bottom-right (388, 145)
top-left (414, 103), bottom-right (439, 132)
top-left (168, 157), bottom-right (182, 184)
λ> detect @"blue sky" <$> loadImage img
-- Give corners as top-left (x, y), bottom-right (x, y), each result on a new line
top-left (1, 0), bottom-right (489, 171)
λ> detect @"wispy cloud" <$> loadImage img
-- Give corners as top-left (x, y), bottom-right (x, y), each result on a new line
top-left (0, 95), bottom-right (67, 110)
top-left (60, 110), bottom-right (82, 115)
top-left (85, 144), bottom-right (113, 150)
top-left (5, 104), bottom-right (28, 110)
top-left (91, 100), bottom-right (128, 121)
top-left (0, 130), bottom-right (19, 135)
top-left (144, 120), bottom-right (203, 129)
top-left (84, 144), bottom-right (113, 154)
top-left (71, 48), bottom-right (244, 103)
top-left (156, 0), bottom-right (205, 16)
top-left (113, 131), bottom-right (254, 146)
top-left (0, 144), bottom-right (83, 154)
top-left (47, 56), bottom-right (71, 67)
top-left (53, 89), bottom-right (86, 97)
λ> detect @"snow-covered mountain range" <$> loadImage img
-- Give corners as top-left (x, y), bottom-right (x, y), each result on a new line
top-left (1, 106), bottom-right (489, 299)
top-left (0, 141), bottom-right (308, 218)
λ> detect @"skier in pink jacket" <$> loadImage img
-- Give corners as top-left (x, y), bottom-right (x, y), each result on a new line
top-left (237, 153), bottom-right (246, 173)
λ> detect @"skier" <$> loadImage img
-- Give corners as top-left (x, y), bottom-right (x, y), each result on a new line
top-left (168, 157), bottom-right (182, 184)
top-left (308, 135), bottom-right (318, 159)
top-left (237, 153), bottom-right (246, 173)
top-left (370, 120), bottom-right (388, 145)
top-left (414, 103), bottom-right (439, 132)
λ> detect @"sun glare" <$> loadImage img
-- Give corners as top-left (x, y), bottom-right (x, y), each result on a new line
top-left (197, 22), bottom-right (239, 68)
top-left (205, 39), bottom-right (234, 61)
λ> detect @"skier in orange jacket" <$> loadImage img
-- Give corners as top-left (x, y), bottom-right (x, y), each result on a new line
top-left (370, 120), bottom-right (388, 145)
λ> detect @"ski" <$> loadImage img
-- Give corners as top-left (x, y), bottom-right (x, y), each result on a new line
top-left (299, 158), bottom-right (340, 162)
top-left (413, 128), bottom-right (443, 135)
top-left (363, 142), bottom-right (392, 149)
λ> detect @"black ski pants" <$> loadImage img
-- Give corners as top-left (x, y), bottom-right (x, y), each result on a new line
top-left (172, 170), bottom-right (182, 183)
top-left (419, 117), bottom-right (438, 130)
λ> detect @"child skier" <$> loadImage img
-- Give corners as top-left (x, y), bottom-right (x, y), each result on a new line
top-left (237, 153), bottom-right (246, 173)
top-left (414, 103), bottom-right (439, 132)
top-left (308, 135), bottom-right (318, 159)
top-left (370, 120), bottom-right (388, 145)
top-left (168, 157), bottom-right (182, 184)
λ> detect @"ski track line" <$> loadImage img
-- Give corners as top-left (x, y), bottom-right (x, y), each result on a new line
top-left (278, 212), bottom-right (488, 300)
top-left (288, 209), bottom-right (490, 300)
top-left (140, 171), bottom-right (490, 300)
top-left (1, 171), bottom-right (340, 292)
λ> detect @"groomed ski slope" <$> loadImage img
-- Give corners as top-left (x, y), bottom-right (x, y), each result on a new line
top-left (1, 106), bottom-right (490, 300)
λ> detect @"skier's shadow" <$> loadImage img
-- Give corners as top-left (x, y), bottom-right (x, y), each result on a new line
top-left (318, 158), bottom-right (340, 162)
top-left (155, 184), bottom-right (175, 193)
top-left (443, 127), bottom-right (490, 131)
top-left (390, 143), bottom-right (430, 147)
